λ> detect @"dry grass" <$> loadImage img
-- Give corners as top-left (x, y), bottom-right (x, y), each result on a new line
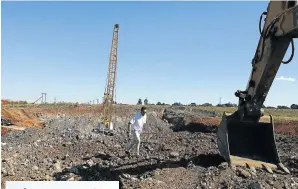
top-left (194, 106), bottom-right (298, 121)
top-left (2, 104), bottom-right (297, 121)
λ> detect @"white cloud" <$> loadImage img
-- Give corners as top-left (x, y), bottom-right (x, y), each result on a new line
top-left (276, 76), bottom-right (296, 82)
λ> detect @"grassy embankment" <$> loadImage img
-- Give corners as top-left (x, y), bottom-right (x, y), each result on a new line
top-left (196, 106), bottom-right (298, 121)
top-left (2, 103), bottom-right (297, 121)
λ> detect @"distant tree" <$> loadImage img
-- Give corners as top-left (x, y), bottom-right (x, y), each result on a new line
top-left (266, 106), bottom-right (276, 109)
top-left (156, 102), bottom-right (162, 105)
top-left (1, 99), bottom-right (29, 105)
top-left (201, 103), bottom-right (213, 107)
top-left (277, 105), bottom-right (290, 109)
top-left (137, 98), bottom-right (142, 105)
top-left (144, 98), bottom-right (148, 105)
top-left (290, 104), bottom-right (298, 109)
top-left (172, 102), bottom-right (183, 106)
top-left (222, 102), bottom-right (237, 107)
top-left (189, 103), bottom-right (196, 106)
top-left (1, 99), bottom-right (9, 105)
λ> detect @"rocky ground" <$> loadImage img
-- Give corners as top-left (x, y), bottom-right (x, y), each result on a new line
top-left (1, 106), bottom-right (298, 189)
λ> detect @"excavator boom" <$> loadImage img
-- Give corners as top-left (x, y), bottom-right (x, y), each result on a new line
top-left (217, 1), bottom-right (297, 174)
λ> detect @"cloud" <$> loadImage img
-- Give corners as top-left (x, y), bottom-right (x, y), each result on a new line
top-left (276, 76), bottom-right (296, 82)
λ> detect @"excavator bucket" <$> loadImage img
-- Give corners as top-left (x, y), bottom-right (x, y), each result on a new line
top-left (217, 112), bottom-right (284, 171)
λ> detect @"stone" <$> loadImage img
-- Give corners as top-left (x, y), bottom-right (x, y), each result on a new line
top-left (218, 162), bottom-right (229, 170)
top-left (32, 166), bottom-right (39, 171)
top-left (169, 152), bottom-right (179, 158)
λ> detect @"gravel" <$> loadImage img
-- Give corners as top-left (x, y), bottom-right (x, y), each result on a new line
top-left (1, 106), bottom-right (297, 189)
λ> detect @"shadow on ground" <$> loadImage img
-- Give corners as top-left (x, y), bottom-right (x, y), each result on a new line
top-left (170, 122), bottom-right (218, 133)
top-left (53, 153), bottom-right (225, 188)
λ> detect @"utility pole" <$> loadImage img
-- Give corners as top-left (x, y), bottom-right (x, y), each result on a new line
top-left (41, 93), bottom-right (47, 104)
top-left (219, 97), bottom-right (222, 105)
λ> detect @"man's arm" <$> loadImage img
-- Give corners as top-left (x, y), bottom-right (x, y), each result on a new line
top-left (144, 115), bottom-right (147, 124)
top-left (127, 115), bottom-right (135, 135)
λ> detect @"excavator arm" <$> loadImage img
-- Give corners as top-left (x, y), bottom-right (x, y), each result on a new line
top-left (236, 1), bottom-right (298, 121)
top-left (217, 1), bottom-right (297, 174)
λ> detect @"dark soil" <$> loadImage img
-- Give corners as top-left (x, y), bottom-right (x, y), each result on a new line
top-left (1, 106), bottom-right (297, 189)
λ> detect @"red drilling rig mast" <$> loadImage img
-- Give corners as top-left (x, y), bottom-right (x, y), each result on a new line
top-left (101, 24), bottom-right (119, 130)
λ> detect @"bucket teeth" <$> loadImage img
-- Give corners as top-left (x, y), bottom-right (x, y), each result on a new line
top-left (246, 163), bottom-right (257, 174)
top-left (230, 158), bottom-right (291, 175)
top-left (278, 163), bottom-right (290, 174)
top-left (262, 164), bottom-right (273, 174)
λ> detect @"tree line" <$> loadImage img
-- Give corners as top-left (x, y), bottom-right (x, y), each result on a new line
top-left (2, 98), bottom-right (298, 110)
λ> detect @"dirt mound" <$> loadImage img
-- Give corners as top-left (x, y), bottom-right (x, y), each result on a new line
top-left (1, 108), bottom-right (45, 128)
top-left (163, 108), bottom-right (219, 133)
top-left (200, 117), bottom-right (221, 126)
top-left (275, 120), bottom-right (298, 136)
top-left (165, 107), bottom-right (297, 136)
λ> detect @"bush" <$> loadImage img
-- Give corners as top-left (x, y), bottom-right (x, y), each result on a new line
top-left (144, 99), bottom-right (148, 105)
top-left (277, 105), bottom-right (290, 109)
top-left (290, 104), bottom-right (298, 109)
top-left (172, 102), bottom-right (183, 106)
top-left (216, 102), bottom-right (237, 107)
top-left (1, 99), bottom-right (28, 105)
top-left (266, 106), bottom-right (276, 109)
top-left (223, 103), bottom-right (237, 107)
top-left (201, 103), bottom-right (212, 106)
top-left (137, 98), bottom-right (142, 105)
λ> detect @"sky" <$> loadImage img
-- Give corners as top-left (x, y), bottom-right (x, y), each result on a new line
top-left (1, 1), bottom-right (297, 106)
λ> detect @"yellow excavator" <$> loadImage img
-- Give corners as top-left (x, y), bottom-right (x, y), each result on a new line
top-left (217, 1), bottom-right (297, 174)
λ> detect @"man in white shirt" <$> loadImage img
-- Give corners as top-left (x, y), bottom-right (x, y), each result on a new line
top-left (126, 107), bottom-right (147, 157)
